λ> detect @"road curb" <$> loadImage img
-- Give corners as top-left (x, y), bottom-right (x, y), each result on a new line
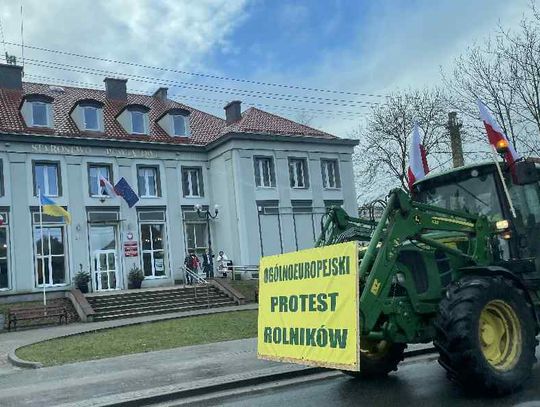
top-left (101, 347), bottom-right (437, 407)
top-left (7, 349), bottom-right (42, 369)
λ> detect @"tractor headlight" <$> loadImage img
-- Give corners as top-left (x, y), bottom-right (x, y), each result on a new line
top-left (496, 220), bottom-right (509, 231)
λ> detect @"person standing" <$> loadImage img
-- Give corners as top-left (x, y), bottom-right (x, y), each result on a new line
top-left (184, 252), bottom-right (195, 285)
top-left (202, 250), bottom-right (213, 278)
top-left (217, 250), bottom-right (229, 278)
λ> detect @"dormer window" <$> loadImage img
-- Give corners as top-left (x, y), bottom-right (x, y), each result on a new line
top-left (131, 110), bottom-right (146, 134)
top-left (70, 99), bottom-right (104, 132)
top-left (157, 108), bottom-right (190, 137)
top-left (83, 106), bottom-right (99, 131)
top-left (21, 95), bottom-right (54, 129)
top-left (32, 102), bottom-right (49, 127)
top-left (173, 115), bottom-right (187, 136)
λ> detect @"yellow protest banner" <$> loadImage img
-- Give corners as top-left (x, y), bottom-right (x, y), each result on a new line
top-left (257, 241), bottom-right (359, 371)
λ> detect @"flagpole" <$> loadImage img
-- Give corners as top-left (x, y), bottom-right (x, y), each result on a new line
top-left (39, 188), bottom-right (47, 312)
top-left (490, 145), bottom-right (517, 218)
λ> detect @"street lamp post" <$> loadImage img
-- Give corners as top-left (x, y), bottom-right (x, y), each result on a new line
top-left (194, 204), bottom-right (219, 278)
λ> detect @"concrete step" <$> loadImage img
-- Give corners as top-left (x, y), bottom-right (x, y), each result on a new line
top-left (87, 291), bottom-right (228, 308)
top-left (92, 301), bottom-right (236, 321)
top-left (92, 296), bottom-right (233, 314)
top-left (86, 287), bottom-right (223, 304)
top-left (86, 286), bottom-right (213, 302)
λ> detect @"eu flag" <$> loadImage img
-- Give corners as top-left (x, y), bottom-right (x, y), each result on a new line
top-left (114, 177), bottom-right (139, 208)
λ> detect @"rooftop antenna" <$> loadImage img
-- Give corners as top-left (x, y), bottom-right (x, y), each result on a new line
top-left (5, 52), bottom-right (16, 65)
top-left (20, 0), bottom-right (24, 75)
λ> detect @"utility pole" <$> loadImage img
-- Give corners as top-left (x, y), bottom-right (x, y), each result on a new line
top-left (447, 112), bottom-right (464, 168)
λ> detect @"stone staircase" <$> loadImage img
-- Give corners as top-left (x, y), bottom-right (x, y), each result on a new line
top-left (85, 285), bottom-right (237, 321)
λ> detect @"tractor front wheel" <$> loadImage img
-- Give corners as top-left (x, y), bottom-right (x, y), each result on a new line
top-left (435, 275), bottom-right (537, 395)
top-left (343, 338), bottom-right (406, 379)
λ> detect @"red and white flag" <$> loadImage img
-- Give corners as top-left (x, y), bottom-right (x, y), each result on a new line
top-left (99, 175), bottom-right (117, 197)
top-left (477, 99), bottom-right (520, 166)
top-left (407, 123), bottom-right (430, 190)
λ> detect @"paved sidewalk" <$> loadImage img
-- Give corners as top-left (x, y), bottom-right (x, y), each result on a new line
top-left (0, 303), bottom-right (258, 375)
top-left (0, 337), bottom-right (307, 407)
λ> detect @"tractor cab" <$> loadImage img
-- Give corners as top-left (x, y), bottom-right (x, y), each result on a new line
top-left (413, 160), bottom-right (540, 265)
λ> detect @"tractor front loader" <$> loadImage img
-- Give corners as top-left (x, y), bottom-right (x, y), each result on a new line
top-left (317, 159), bottom-right (540, 395)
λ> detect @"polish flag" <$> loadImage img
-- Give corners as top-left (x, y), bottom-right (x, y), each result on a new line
top-left (477, 99), bottom-right (520, 166)
top-left (407, 123), bottom-right (430, 190)
top-left (99, 175), bottom-right (117, 197)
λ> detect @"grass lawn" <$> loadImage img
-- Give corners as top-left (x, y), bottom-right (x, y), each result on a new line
top-left (229, 279), bottom-right (259, 302)
top-left (16, 310), bottom-right (258, 367)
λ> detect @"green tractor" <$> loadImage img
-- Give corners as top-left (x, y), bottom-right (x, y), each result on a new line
top-left (317, 158), bottom-right (540, 395)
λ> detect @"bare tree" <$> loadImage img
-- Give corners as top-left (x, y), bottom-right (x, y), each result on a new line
top-left (444, 5), bottom-right (540, 156)
top-left (352, 88), bottom-right (452, 203)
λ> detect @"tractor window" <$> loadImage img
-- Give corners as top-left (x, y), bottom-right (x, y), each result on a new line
top-left (416, 173), bottom-right (503, 220)
top-left (509, 183), bottom-right (540, 228)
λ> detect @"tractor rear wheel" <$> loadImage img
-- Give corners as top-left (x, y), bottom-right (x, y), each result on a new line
top-left (434, 275), bottom-right (537, 395)
top-left (343, 338), bottom-right (406, 378)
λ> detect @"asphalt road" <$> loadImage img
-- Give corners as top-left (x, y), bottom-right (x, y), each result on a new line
top-left (199, 356), bottom-right (540, 407)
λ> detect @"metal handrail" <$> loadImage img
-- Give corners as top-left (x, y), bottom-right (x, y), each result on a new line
top-left (180, 265), bottom-right (210, 308)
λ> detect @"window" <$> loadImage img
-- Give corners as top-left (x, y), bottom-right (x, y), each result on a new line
top-left (289, 158), bottom-right (309, 189)
top-left (321, 159), bottom-right (341, 189)
top-left (83, 106), bottom-right (99, 131)
top-left (0, 160), bottom-right (4, 197)
top-left (140, 223), bottom-right (166, 278)
top-left (33, 225), bottom-right (67, 286)
top-left (88, 164), bottom-right (112, 197)
top-left (131, 111), bottom-right (146, 134)
top-left (254, 157), bottom-right (276, 188)
top-left (183, 210), bottom-right (208, 255)
top-left (0, 212), bottom-right (9, 289)
top-left (34, 162), bottom-right (60, 197)
top-left (182, 167), bottom-right (204, 197)
top-left (137, 166), bottom-right (159, 197)
top-left (172, 115), bottom-right (187, 136)
top-left (31, 102), bottom-right (50, 127)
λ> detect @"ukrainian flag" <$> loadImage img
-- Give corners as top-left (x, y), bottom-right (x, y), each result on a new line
top-left (40, 195), bottom-right (72, 224)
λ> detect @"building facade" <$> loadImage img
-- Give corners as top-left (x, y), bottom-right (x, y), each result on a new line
top-left (0, 64), bottom-right (358, 295)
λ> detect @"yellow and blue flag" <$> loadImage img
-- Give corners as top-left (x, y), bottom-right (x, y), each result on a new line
top-left (40, 195), bottom-right (72, 224)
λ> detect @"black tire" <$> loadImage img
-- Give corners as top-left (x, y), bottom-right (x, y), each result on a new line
top-left (434, 275), bottom-right (537, 396)
top-left (343, 339), bottom-right (406, 378)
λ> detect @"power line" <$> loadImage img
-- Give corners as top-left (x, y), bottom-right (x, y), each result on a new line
top-left (21, 57), bottom-right (379, 107)
top-left (3, 40), bottom-right (387, 98)
top-left (20, 57), bottom-right (380, 109)
top-left (24, 74), bottom-right (366, 121)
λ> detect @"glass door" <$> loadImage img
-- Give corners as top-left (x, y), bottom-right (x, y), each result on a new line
top-left (89, 225), bottom-right (119, 291)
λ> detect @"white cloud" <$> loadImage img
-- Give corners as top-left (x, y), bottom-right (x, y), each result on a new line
top-left (0, 0), bottom-right (249, 93)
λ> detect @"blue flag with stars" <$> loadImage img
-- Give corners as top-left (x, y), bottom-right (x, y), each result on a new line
top-left (114, 177), bottom-right (139, 208)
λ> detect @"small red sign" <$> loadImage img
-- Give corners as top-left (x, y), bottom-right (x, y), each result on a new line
top-left (124, 241), bottom-right (138, 257)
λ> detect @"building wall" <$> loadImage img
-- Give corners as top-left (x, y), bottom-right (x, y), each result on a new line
top-left (0, 135), bottom-right (357, 295)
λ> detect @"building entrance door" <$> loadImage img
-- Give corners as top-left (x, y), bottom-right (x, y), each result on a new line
top-left (89, 225), bottom-right (119, 291)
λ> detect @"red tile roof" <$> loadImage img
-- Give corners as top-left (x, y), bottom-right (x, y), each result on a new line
top-left (0, 82), bottom-right (335, 146)
top-left (222, 107), bottom-right (335, 139)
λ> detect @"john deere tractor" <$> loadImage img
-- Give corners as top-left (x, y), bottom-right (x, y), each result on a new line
top-left (317, 158), bottom-right (540, 395)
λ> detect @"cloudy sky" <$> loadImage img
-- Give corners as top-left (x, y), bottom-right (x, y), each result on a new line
top-left (0, 0), bottom-right (533, 137)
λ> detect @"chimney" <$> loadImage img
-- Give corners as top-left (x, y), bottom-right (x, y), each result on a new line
top-left (0, 64), bottom-right (23, 90)
top-left (104, 77), bottom-right (127, 100)
top-left (224, 100), bottom-right (242, 124)
top-left (153, 87), bottom-right (168, 101)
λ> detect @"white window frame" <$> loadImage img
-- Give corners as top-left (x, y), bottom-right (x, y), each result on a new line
top-left (131, 110), bottom-right (147, 135)
top-left (138, 167), bottom-right (158, 198)
top-left (139, 222), bottom-right (166, 278)
top-left (172, 114), bottom-right (187, 136)
top-left (184, 220), bottom-right (208, 253)
top-left (183, 168), bottom-right (202, 198)
top-left (255, 157), bottom-right (275, 188)
top-left (88, 164), bottom-right (111, 197)
top-left (0, 212), bottom-right (10, 290)
top-left (83, 106), bottom-right (100, 131)
top-left (33, 224), bottom-right (68, 287)
top-left (31, 102), bottom-right (51, 127)
top-left (34, 162), bottom-right (60, 197)
top-left (321, 159), bottom-right (340, 189)
top-left (289, 158), bottom-right (308, 189)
